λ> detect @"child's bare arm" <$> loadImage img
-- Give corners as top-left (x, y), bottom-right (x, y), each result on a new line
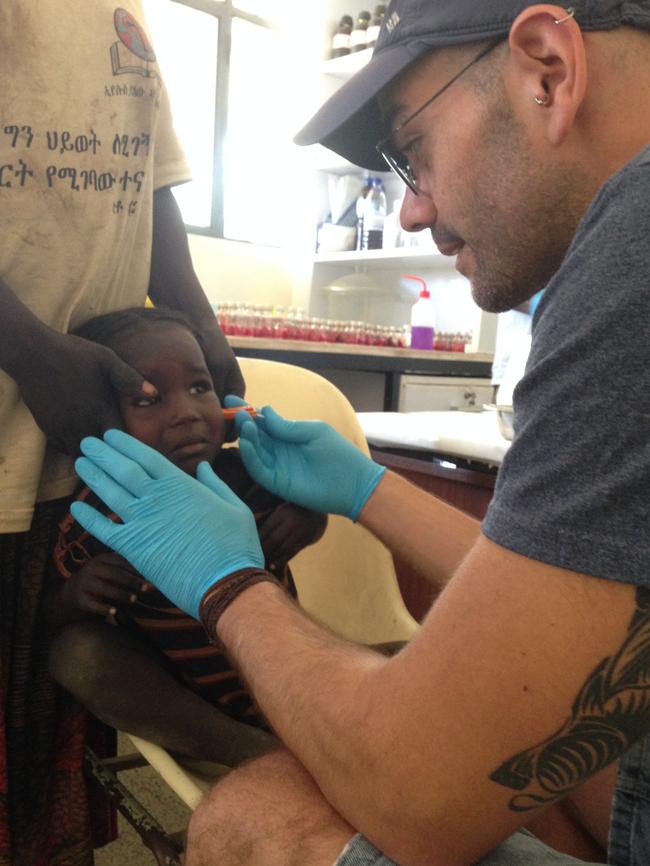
top-left (257, 504), bottom-right (327, 567)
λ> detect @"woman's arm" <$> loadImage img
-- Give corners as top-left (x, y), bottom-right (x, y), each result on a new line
top-left (148, 187), bottom-right (244, 399)
top-left (0, 278), bottom-right (150, 454)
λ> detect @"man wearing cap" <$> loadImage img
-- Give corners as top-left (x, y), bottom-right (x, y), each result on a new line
top-left (68, 1), bottom-right (650, 864)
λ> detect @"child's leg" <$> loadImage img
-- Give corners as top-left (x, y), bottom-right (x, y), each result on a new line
top-left (48, 620), bottom-right (276, 765)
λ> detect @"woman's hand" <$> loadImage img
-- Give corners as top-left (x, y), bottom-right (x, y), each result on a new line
top-left (19, 331), bottom-right (154, 455)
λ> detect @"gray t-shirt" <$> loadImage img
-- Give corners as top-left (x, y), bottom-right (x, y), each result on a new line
top-left (483, 145), bottom-right (650, 586)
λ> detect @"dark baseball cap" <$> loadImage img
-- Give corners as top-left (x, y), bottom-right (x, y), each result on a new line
top-left (295, 0), bottom-right (650, 171)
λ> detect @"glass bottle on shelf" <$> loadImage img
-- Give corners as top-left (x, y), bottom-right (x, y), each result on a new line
top-left (366, 4), bottom-right (386, 48)
top-left (361, 177), bottom-right (386, 250)
top-left (349, 11), bottom-right (371, 52)
top-left (330, 15), bottom-right (354, 59)
top-left (355, 172), bottom-right (373, 251)
top-left (382, 197), bottom-right (403, 249)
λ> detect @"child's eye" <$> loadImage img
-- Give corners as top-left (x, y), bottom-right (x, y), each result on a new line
top-left (190, 380), bottom-right (213, 396)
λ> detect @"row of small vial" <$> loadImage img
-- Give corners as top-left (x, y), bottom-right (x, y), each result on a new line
top-left (214, 304), bottom-right (472, 352)
top-left (216, 303), bottom-right (408, 346)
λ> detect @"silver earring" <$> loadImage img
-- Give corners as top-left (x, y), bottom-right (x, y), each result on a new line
top-left (554, 7), bottom-right (575, 24)
top-left (534, 93), bottom-right (550, 105)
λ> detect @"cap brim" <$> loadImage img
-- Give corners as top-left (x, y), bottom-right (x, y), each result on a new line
top-left (294, 40), bottom-right (435, 171)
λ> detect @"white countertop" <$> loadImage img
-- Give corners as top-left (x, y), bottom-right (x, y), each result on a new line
top-left (357, 410), bottom-right (511, 466)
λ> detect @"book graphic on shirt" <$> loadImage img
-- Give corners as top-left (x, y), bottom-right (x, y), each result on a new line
top-left (111, 8), bottom-right (159, 79)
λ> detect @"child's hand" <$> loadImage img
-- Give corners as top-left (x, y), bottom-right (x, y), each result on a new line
top-left (61, 552), bottom-right (148, 619)
top-left (257, 504), bottom-right (327, 567)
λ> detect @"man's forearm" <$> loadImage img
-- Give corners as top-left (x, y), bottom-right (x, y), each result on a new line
top-left (359, 470), bottom-right (481, 591)
top-left (215, 582), bottom-right (387, 822)
top-left (212, 541), bottom-right (638, 866)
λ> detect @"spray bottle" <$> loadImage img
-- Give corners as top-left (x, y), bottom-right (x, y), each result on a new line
top-left (404, 274), bottom-right (435, 350)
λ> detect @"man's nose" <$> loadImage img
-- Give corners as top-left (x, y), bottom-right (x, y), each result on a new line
top-left (400, 186), bottom-right (437, 234)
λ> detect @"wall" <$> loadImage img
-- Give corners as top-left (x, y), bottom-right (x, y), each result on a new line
top-left (188, 233), bottom-right (313, 310)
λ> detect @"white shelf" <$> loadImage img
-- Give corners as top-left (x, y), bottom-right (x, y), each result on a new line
top-left (314, 247), bottom-right (452, 267)
top-left (321, 47), bottom-right (372, 80)
top-left (311, 144), bottom-right (373, 175)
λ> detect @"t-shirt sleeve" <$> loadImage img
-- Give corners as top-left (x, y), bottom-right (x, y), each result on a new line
top-left (151, 69), bottom-right (192, 190)
top-left (482, 150), bottom-right (650, 587)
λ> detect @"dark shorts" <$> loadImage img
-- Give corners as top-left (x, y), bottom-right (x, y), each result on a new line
top-left (609, 734), bottom-right (650, 866)
top-left (335, 830), bottom-right (603, 866)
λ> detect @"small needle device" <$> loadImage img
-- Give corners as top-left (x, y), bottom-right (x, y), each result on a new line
top-left (222, 405), bottom-right (263, 421)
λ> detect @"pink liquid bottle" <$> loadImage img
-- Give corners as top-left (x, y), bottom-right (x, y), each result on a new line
top-left (403, 274), bottom-right (435, 350)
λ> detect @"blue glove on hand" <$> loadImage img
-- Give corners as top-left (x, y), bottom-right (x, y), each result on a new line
top-left (224, 396), bottom-right (386, 521)
top-left (70, 430), bottom-right (264, 619)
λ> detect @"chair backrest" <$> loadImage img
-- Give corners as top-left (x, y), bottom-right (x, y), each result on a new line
top-left (237, 357), bottom-right (417, 645)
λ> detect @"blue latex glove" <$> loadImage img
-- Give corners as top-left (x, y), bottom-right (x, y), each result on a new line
top-left (529, 288), bottom-right (545, 317)
top-left (224, 396), bottom-right (386, 521)
top-left (70, 429), bottom-right (264, 618)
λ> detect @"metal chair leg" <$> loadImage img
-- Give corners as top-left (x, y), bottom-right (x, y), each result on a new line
top-left (85, 746), bottom-right (184, 866)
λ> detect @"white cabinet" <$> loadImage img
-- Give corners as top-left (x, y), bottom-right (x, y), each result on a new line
top-left (398, 376), bottom-right (495, 412)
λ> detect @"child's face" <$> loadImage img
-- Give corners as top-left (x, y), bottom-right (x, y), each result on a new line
top-left (113, 323), bottom-right (226, 474)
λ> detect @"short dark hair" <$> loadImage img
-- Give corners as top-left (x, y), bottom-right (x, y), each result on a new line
top-left (73, 306), bottom-right (205, 354)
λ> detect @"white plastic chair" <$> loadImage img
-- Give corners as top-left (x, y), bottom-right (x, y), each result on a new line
top-left (239, 357), bottom-right (417, 646)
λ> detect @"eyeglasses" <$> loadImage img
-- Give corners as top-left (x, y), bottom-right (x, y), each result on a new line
top-left (376, 36), bottom-right (505, 194)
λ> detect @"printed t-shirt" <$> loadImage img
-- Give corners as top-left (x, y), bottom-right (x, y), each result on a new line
top-left (0, 1), bottom-right (190, 531)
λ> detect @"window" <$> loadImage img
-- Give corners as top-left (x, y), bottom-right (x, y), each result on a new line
top-left (143, 0), bottom-right (308, 246)
top-left (143, 1), bottom-right (218, 228)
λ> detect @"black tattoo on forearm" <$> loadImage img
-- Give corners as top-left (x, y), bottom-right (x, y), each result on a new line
top-left (490, 587), bottom-right (650, 811)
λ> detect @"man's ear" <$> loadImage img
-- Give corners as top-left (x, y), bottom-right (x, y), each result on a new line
top-left (507, 4), bottom-right (587, 145)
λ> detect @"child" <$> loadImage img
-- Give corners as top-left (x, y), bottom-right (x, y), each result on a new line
top-left (47, 306), bottom-right (327, 766)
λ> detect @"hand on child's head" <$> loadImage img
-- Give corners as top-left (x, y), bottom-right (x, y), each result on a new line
top-left (108, 323), bottom-right (226, 474)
